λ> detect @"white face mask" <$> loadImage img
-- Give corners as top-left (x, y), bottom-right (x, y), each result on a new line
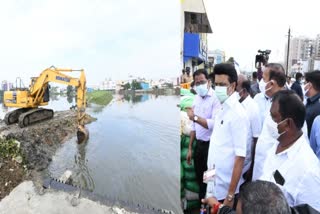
top-left (259, 79), bottom-right (266, 94)
top-left (215, 86), bottom-right (229, 103)
top-left (195, 83), bottom-right (209, 97)
top-left (265, 81), bottom-right (273, 93)
top-left (304, 83), bottom-right (311, 97)
top-left (276, 118), bottom-right (288, 138)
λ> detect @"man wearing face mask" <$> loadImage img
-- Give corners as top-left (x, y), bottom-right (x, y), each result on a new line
top-left (253, 64), bottom-right (284, 127)
top-left (236, 74), bottom-right (262, 182)
top-left (252, 66), bottom-right (309, 181)
top-left (304, 70), bottom-right (320, 137)
top-left (186, 69), bottom-right (221, 202)
top-left (206, 63), bottom-right (249, 209)
top-left (251, 64), bottom-right (287, 181)
top-left (260, 90), bottom-right (320, 211)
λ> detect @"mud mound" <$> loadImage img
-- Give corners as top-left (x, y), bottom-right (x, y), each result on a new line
top-left (0, 110), bottom-right (96, 172)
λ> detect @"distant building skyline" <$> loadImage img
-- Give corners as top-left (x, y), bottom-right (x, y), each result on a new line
top-left (284, 33), bottom-right (320, 75)
top-left (1, 81), bottom-right (13, 91)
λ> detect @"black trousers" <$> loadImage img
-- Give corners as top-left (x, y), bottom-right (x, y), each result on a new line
top-left (194, 140), bottom-right (210, 201)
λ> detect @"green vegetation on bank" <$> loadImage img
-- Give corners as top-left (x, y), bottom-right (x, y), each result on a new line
top-left (0, 138), bottom-right (22, 159)
top-left (87, 90), bottom-right (113, 106)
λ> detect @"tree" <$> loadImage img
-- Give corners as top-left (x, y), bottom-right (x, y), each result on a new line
top-left (67, 85), bottom-right (74, 96)
top-left (131, 80), bottom-right (142, 90)
top-left (123, 82), bottom-right (131, 90)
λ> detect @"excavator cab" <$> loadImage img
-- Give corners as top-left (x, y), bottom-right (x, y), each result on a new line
top-left (43, 84), bottom-right (50, 103)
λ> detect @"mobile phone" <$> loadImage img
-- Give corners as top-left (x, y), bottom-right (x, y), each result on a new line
top-left (273, 170), bottom-right (285, 186)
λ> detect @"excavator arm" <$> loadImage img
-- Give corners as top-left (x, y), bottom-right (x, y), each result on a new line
top-left (29, 66), bottom-right (87, 126)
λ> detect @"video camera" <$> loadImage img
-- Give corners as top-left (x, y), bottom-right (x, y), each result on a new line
top-left (255, 49), bottom-right (271, 68)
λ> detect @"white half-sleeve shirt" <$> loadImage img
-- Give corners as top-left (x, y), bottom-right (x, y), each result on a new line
top-left (253, 92), bottom-right (271, 129)
top-left (206, 92), bottom-right (249, 200)
top-left (253, 111), bottom-right (310, 181)
top-left (259, 135), bottom-right (320, 211)
top-left (241, 96), bottom-right (262, 173)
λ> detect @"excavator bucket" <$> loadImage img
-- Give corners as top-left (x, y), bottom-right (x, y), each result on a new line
top-left (77, 125), bottom-right (89, 144)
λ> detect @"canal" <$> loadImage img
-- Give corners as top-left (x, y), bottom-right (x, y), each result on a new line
top-left (0, 93), bottom-right (181, 213)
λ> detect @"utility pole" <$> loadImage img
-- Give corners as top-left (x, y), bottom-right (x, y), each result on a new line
top-left (286, 27), bottom-right (291, 76)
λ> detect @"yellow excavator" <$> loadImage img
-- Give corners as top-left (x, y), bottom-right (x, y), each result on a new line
top-left (3, 66), bottom-right (88, 143)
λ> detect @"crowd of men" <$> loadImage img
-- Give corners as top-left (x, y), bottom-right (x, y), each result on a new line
top-left (184, 63), bottom-right (320, 213)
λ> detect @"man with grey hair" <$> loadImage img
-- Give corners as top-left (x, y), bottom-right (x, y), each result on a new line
top-left (202, 180), bottom-right (292, 214)
top-left (202, 180), bottom-right (319, 214)
top-left (238, 181), bottom-right (291, 214)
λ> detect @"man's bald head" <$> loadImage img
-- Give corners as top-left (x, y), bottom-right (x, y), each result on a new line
top-left (236, 74), bottom-right (251, 102)
top-left (236, 74), bottom-right (247, 92)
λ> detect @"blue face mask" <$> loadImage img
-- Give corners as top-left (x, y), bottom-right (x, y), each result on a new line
top-left (196, 83), bottom-right (209, 97)
top-left (215, 86), bottom-right (229, 103)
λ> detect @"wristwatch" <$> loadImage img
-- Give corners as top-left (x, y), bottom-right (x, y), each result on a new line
top-left (226, 194), bottom-right (234, 202)
top-left (193, 115), bottom-right (198, 122)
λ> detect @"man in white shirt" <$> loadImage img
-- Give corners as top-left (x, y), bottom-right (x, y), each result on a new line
top-left (252, 64), bottom-right (287, 181)
top-left (253, 63), bottom-right (285, 128)
top-left (206, 63), bottom-right (249, 209)
top-left (252, 64), bottom-right (309, 181)
top-left (260, 90), bottom-right (320, 211)
top-left (236, 74), bottom-right (262, 182)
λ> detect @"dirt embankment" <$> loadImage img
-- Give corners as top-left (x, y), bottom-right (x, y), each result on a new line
top-left (0, 110), bottom-right (96, 200)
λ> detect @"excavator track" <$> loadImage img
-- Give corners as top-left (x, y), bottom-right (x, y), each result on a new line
top-left (4, 108), bottom-right (32, 125)
top-left (18, 108), bottom-right (54, 128)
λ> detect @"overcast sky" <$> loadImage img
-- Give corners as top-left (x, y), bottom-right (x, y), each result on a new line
top-left (0, 0), bottom-right (180, 86)
top-left (205, 0), bottom-right (320, 71)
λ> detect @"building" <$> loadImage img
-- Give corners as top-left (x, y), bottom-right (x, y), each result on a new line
top-left (314, 60), bottom-right (320, 70)
top-left (140, 82), bottom-right (150, 90)
top-left (285, 36), bottom-right (316, 74)
top-left (290, 60), bottom-right (309, 74)
top-left (208, 49), bottom-right (225, 65)
top-left (87, 88), bottom-right (94, 93)
top-left (207, 49), bottom-right (226, 73)
top-left (315, 34), bottom-right (320, 60)
top-left (1, 81), bottom-right (13, 91)
top-left (99, 78), bottom-right (116, 90)
top-left (181, 0), bottom-right (212, 74)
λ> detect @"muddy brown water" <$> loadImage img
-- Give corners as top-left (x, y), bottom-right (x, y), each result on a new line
top-left (0, 93), bottom-right (181, 213)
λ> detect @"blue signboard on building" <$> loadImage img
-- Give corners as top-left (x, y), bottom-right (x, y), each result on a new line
top-left (183, 33), bottom-right (206, 63)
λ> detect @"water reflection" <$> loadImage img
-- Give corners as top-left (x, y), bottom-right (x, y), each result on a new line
top-left (73, 142), bottom-right (95, 191)
top-left (48, 92), bottom-right (180, 213)
top-left (120, 93), bottom-right (150, 104)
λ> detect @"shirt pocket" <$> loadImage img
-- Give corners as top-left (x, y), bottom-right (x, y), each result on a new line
top-left (214, 118), bottom-right (230, 145)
